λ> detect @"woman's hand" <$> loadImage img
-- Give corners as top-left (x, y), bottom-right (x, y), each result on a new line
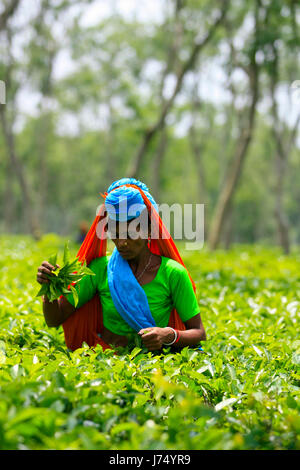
top-left (138, 327), bottom-right (176, 351)
top-left (138, 314), bottom-right (206, 351)
top-left (37, 261), bottom-right (60, 285)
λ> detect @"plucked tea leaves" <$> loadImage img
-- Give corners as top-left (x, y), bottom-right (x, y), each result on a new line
top-left (36, 241), bottom-right (95, 304)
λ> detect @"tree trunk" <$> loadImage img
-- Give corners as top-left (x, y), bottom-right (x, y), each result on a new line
top-left (268, 43), bottom-right (298, 255)
top-left (151, 125), bottom-right (168, 200)
top-left (274, 152), bottom-right (290, 254)
top-left (151, 0), bottom-right (184, 200)
top-left (208, 35), bottom-right (259, 250)
top-left (0, 107), bottom-right (41, 238)
top-left (0, 3), bottom-right (40, 237)
top-left (208, 120), bottom-right (258, 250)
top-left (271, 103), bottom-right (290, 255)
top-left (188, 80), bottom-right (207, 206)
top-left (0, 0), bottom-right (20, 31)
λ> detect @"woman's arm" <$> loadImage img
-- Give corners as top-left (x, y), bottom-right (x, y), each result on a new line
top-left (173, 313), bottom-right (206, 348)
top-left (138, 313), bottom-right (206, 351)
top-left (43, 295), bottom-right (76, 327)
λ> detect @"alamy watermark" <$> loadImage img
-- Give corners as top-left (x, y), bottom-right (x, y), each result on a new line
top-left (95, 201), bottom-right (205, 251)
top-left (0, 81), bottom-right (6, 104)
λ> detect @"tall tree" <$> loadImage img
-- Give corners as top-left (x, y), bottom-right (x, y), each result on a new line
top-left (208, 0), bottom-right (261, 250)
top-left (0, 4), bottom-right (41, 237)
top-left (25, 0), bottom-right (60, 230)
top-left (151, 0), bottom-right (185, 200)
top-left (269, 47), bottom-right (300, 254)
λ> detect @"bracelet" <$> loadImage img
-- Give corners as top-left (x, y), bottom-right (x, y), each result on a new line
top-left (162, 327), bottom-right (177, 346)
top-left (174, 329), bottom-right (180, 344)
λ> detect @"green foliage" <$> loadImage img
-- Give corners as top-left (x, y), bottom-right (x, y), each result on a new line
top-left (0, 235), bottom-right (299, 450)
top-left (36, 241), bottom-right (95, 305)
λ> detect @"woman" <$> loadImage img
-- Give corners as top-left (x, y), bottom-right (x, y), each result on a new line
top-left (37, 178), bottom-right (206, 352)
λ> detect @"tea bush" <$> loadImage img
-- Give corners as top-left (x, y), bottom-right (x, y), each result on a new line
top-left (0, 235), bottom-right (299, 450)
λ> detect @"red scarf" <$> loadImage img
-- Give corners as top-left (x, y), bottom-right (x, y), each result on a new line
top-left (62, 184), bottom-right (196, 351)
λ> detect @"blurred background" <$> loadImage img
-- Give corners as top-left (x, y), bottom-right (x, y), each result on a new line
top-left (0, 0), bottom-right (299, 251)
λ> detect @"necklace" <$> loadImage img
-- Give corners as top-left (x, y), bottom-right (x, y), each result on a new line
top-left (135, 253), bottom-right (153, 281)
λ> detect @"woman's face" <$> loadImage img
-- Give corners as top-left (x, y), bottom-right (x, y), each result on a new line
top-left (107, 219), bottom-right (149, 260)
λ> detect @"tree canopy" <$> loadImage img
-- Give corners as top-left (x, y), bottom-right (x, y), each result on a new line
top-left (0, 0), bottom-right (299, 250)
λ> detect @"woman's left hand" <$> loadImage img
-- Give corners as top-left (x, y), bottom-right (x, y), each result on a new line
top-left (138, 327), bottom-right (175, 351)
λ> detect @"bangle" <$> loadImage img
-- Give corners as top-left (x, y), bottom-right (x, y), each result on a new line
top-left (162, 327), bottom-right (177, 346)
top-left (174, 329), bottom-right (180, 344)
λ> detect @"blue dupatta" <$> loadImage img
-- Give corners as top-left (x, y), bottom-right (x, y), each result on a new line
top-left (107, 247), bottom-right (156, 332)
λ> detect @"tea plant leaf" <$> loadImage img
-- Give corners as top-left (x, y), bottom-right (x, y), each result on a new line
top-left (215, 397), bottom-right (238, 412)
top-left (63, 241), bottom-right (70, 265)
top-left (36, 284), bottom-right (49, 297)
top-left (48, 253), bottom-right (57, 267)
top-left (70, 285), bottom-right (79, 307)
top-left (252, 345), bottom-right (263, 356)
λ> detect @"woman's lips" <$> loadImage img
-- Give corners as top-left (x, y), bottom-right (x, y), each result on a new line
top-left (118, 249), bottom-right (130, 255)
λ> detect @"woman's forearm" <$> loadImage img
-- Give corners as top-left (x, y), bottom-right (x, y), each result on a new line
top-left (172, 313), bottom-right (206, 348)
top-left (173, 327), bottom-right (206, 349)
top-left (43, 295), bottom-right (75, 327)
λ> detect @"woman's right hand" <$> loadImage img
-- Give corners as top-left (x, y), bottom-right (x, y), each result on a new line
top-left (37, 261), bottom-right (60, 285)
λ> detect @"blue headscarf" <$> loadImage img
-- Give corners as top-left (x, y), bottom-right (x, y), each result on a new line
top-left (105, 178), bottom-right (157, 332)
top-left (105, 178), bottom-right (158, 221)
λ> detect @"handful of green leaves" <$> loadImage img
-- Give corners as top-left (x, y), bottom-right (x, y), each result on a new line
top-left (36, 241), bottom-right (95, 306)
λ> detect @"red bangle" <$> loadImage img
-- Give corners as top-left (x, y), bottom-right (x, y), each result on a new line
top-left (174, 329), bottom-right (180, 344)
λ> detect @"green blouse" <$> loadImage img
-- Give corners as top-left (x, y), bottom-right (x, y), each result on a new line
top-left (65, 254), bottom-right (200, 336)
